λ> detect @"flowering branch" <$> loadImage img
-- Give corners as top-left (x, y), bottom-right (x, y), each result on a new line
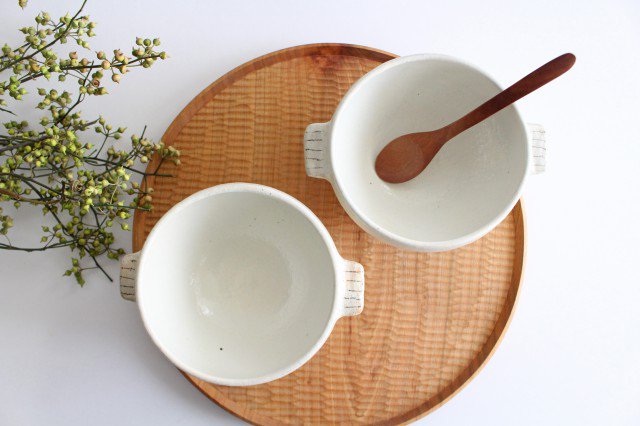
top-left (0, 0), bottom-right (179, 285)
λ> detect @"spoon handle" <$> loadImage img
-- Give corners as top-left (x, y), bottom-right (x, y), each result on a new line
top-left (444, 53), bottom-right (576, 138)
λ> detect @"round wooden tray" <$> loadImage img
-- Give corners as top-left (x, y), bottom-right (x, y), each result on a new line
top-left (133, 43), bottom-right (525, 425)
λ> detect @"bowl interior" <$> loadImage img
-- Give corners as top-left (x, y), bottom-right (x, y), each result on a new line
top-left (137, 187), bottom-right (336, 383)
top-left (331, 56), bottom-right (528, 247)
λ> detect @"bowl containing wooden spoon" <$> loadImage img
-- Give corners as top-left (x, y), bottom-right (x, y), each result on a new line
top-left (303, 53), bottom-right (574, 251)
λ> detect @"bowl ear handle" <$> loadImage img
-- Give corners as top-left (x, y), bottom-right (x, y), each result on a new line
top-left (120, 252), bottom-right (140, 302)
top-left (527, 123), bottom-right (546, 174)
top-left (340, 259), bottom-right (365, 317)
top-left (304, 122), bottom-right (332, 181)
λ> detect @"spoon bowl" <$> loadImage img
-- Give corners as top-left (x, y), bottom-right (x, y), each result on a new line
top-left (375, 128), bottom-right (448, 183)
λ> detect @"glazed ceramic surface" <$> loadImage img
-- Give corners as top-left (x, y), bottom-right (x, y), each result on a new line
top-left (119, 183), bottom-right (364, 386)
top-left (304, 54), bottom-right (546, 251)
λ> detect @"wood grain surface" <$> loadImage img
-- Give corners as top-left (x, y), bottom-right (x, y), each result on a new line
top-left (132, 43), bottom-right (526, 425)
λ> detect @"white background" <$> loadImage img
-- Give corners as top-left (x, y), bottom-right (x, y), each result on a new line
top-left (1, 0), bottom-right (639, 424)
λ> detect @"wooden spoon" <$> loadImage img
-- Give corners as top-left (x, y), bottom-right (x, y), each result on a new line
top-left (375, 53), bottom-right (576, 183)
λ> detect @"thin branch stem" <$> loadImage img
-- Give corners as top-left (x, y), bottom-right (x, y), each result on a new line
top-left (17, 54), bottom-right (164, 85)
top-left (0, 187), bottom-right (56, 204)
top-left (90, 253), bottom-right (112, 281)
top-left (0, 241), bottom-right (74, 251)
top-left (0, 136), bottom-right (47, 154)
top-left (83, 156), bottom-right (172, 177)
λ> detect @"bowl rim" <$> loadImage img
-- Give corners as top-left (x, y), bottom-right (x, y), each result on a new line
top-left (329, 53), bottom-right (530, 251)
top-left (136, 182), bottom-right (344, 386)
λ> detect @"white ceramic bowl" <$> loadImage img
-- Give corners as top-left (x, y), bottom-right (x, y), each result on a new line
top-left (119, 183), bottom-right (364, 386)
top-left (304, 54), bottom-right (546, 251)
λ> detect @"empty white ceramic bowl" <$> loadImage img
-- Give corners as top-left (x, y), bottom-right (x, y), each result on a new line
top-left (119, 183), bottom-right (364, 386)
top-left (304, 54), bottom-right (546, 251)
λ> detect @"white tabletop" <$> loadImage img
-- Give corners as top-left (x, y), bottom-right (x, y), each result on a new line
top-left (1, 0), bottom-right (639, 424)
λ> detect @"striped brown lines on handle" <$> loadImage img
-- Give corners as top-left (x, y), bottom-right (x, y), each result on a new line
top-left (528, 123), bottom-right (546, 174)
top-left (342, 259), bottom-right (364, 316)
top-left (303, 122), bottom-right (330, 180)
top-left (120, 252), bottom-right (140, 302)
